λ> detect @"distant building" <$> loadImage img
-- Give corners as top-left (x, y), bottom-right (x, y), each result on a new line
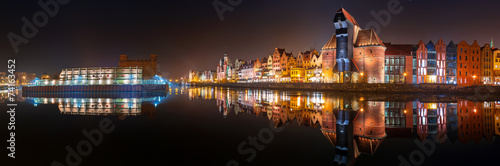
top-left (446, 41), bottom-right (457, 84)
top-left (41, 73), bottom-right (51, 80)
top-left (15, 72), bottom-right (27, 86)
top-left (0, 72), bottom-right (6, 84)
top-left (494, 48), bottom-right (500, 85)
top-left (189, 70), bottom-right (200, 82)
top-left (119, 54), bottom-right (159, 79)
top-left (216, 52), bottom-right (233, 83)
top-left (480, 44), bottom-right (494, 85)
top-left (416, 40), bottom-right (447, 84)
top-left (384, 43), bottom-right (414, 84)
top-left (322, 8), bottom-right (386, 83)
top-left (457, 40), bottom-right (482, 85)
top-left (470, 41), bottom-right (482, 85)
top-left (58, 67), bottom-right (143, 85)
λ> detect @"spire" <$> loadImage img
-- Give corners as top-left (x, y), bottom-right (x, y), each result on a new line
top-left (491, 37), bottom-right (494, 48)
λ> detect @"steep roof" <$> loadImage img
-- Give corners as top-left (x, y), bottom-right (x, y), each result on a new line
top-left (426, 41), bottom-right (435, 51)
top-left (322, 34), bottom-right (337, 50)
top-left (337, 8), bottom-right (359, 26)
top-left (355, 29), bottom-right (385, 47)
top-left (276, 48), bottom-right (285, 55)
top-left (384, 43), bottom-right (414, 55)
top-left (447, 41), bottom-right (456, 48)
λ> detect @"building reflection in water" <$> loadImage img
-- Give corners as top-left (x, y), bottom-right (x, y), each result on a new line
top-left (188, 87), bottom-right (500, 165)
top-left (25, 92), bottom-right (167, 117)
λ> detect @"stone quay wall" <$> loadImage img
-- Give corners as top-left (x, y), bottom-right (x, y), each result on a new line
top-left (189, 83), bottom-right (500, 95)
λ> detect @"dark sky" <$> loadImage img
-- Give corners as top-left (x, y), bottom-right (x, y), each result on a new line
top-left (1, 0), bottom-right (500, 79)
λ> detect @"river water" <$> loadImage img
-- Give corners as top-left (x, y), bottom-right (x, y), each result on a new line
top-left (2, 86), bottom-right (499, 166)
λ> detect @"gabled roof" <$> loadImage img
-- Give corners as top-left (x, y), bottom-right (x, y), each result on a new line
top-left (275, 48), bottom-right (285, 55)
top-left (337, 8), bottom-right (359, 26)
top-left (447, 41), bottom-right (456, 48)
top-left (426, 41), bottom-right (435, 51)
top-left (354, 29), bottom-right (385, 47)
top-left (303, 51), bottom-right (311, 61)
top-left (322, 34), bottom-right (337, 50)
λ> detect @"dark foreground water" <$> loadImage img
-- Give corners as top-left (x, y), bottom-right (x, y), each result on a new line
top-left (2, 87), bottom-right (499, 166)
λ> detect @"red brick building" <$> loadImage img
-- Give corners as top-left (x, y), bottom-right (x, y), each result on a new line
top-left (321, 8), bottom-right (386, 83)
top-left (457, 41), bottom-right (482, 85)
top-left (119, 54), bottom-right (159, 79)
top-left (384, 43), bottom-right (414, 83)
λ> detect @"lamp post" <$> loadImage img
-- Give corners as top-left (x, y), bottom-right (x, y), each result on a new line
top-left (473, 75), bottom-right (477, 85)
top-left (403, 73), bottom-right (407, 84)
top-left (298, 74), bottom-right (301, 83)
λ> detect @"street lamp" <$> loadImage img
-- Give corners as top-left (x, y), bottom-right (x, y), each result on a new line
top-left (473, 75), bottom-right (477, 85)
top-left (298, 74), bottom-right (301, 83)
top-left (403, 73), bottom-right (407, 84)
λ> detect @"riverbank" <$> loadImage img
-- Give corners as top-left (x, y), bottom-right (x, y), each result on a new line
top-left (189, 83), bottom-right (499, 95)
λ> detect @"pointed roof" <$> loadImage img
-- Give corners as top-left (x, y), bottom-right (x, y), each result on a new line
top-left (322, 34), bottom-right (337, 50)
top-left (354, 29), bottom-right (385, 47)
top-left (426, 40), bottom-right (435, 51)
top-left (336, 8), bottom-right (359, 26)
top-left (447, 41), bottom-right (457, 48)
top-left (275, 48), bottom-right (285, 55)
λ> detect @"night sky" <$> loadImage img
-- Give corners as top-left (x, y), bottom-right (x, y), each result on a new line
top-left (1, 0), bottom-right (500, 79)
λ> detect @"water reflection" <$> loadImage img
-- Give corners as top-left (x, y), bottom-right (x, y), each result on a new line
top-left (188, 87), bottom-right (500, 165)
top-left (24, 92), bottom-right (167, 117)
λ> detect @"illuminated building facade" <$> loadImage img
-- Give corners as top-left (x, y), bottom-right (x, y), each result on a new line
top-left (57, 67), bottom-right (143, 85)
top-left (481, 44), bottom-right (494, 84)
top-left (216, 52), bottom-right (233, 83)
top-left (119, 54), bottom-right (159, 79)
top-left (322, 8), bottom-right (386, 83)
top-left (384, 43), bottom-right (414, 83)
top-left (0, 72), bottom-right (6, 84)
top-left (494, 48), bottom-right (500, 85)
top-left (446, 41), bottom-right (457, 84)
top-left (416, 40), bottom-right (446, 84)
top-left (470, 41), bottom-right (482, 85)
top-left (41, 73), bottom-right (51, 80)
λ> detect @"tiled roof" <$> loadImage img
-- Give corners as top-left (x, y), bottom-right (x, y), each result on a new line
top-left (276, 48), bottom-right (285, 55)
top-left (322, 34), bottom-right (337, 50)
top-left (355, 29), bottom-right (385, 47)
top-left (337, 8), bottom-right (359, 26)
top-left (384, 43), bottom-right (414, 55)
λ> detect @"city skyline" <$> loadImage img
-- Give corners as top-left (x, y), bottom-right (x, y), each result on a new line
top-left (2, 0), bottom-right (500, 79)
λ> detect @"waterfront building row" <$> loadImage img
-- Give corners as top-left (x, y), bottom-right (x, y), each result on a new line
top-left (189, 8), bottom-right (500, 86)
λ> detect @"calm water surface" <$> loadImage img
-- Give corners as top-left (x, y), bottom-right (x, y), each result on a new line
top-left (2, 87), bottom-right (499, 166)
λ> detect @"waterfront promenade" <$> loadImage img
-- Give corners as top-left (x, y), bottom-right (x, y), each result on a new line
top-left (189, 83), bottom-right (500, 95)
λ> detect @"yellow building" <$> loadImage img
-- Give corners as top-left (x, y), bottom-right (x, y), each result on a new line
top-left (291, 67), bottom-right (305, 83)
top-left (41, 73), bottom-right (51, 80)
top-left (481, 44), bottom-right (494, 84)
top-left (494, 48), bottom-right (500, 85)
